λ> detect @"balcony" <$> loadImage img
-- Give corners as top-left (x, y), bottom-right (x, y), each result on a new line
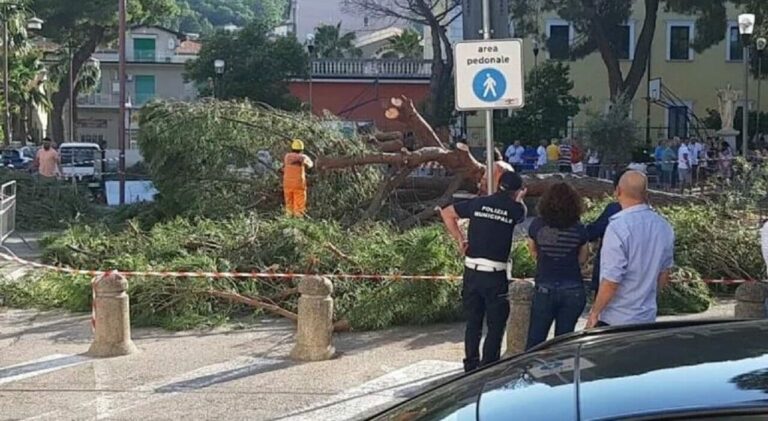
top-left (91, 50), bottom-right (195, 64)
top-left (310, 59), bottom-right (432, 79)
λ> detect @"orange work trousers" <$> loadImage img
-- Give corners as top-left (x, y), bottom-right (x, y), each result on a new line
top-left (284, 188), bottom-right (307, 216)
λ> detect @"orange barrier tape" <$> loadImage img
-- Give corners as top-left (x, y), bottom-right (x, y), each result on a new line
top-left (0, 252), bottom-right (750, 284)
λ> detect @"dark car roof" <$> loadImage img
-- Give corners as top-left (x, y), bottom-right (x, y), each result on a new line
top-left (370, 320), bottom-right (768, 421)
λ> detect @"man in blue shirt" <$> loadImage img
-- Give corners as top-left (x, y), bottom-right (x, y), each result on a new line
top-left (440, 172), bottom-right (527, 372)
top-left (587, 171), bottom-right (675, 328)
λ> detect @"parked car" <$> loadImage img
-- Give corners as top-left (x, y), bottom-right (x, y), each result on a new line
top-left (1, 146), bottom-right (36, 169)
top-left (368, 320), bottom-right (768, 421)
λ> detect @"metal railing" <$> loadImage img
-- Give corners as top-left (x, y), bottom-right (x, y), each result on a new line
top-left (0, 181), bottom-right (17, 244)
top-left (310, 59), bottom-right (432, 78)
top-left (91, 51), bottom-right (195, 64)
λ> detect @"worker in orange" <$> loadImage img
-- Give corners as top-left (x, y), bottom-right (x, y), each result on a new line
top-left (283, 139), bottom-right (314, 216)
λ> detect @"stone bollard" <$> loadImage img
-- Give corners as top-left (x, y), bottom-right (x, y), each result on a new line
top-left (87, 273), bottom-right (138, 358)
top-left (734, 281), bottom-right (768, 319)
top-left (290, 276), bottom-right (335, 361)
top-left (505, 279), bottom-right (535, 357)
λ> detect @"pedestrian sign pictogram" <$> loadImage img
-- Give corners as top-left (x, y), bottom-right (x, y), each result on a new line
top-left (455, 39), bottom-right (524, 111)
top-left (473, 68), bottom-right (506, 102)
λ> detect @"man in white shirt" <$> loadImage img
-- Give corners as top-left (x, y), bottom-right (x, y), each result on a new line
top-left (505, 141), bottom-right (525, 170)
top-left (691, 138), bottom-right (704, 185)
top-left (677, 139), bottom-right (692, 194)
top-left (536, 140), bottom-right (547, 171)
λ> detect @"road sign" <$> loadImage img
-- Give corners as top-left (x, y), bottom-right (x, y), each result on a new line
top-left (454, 39), bottom-right (524, 111)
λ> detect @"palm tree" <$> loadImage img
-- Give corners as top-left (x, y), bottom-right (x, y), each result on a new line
top-left (46, 53), bottom-right (101, 141)
top-left (8, 52), bottom-right (51, 143)
top-left (378, 29), bottom-right (423, 59)
top-left (313, 22), bottom-right (362, 59)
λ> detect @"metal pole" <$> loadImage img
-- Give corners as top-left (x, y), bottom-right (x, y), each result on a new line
top-left (482, 0), bottom-right (494, 194)
top-left (308, 67), bottom-right (313, 114)
top-left (645, 36), bottom-right (652, 146)
top-left (744, 45), bottom-right (750, 156)
top-left (3, 17), bottom-right (10, 145)
top-left (69, 47), bottom-right (74, 141)
top-left (118, 0), bottom-right (126, 205)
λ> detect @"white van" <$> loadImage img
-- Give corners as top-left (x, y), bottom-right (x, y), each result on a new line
top-left (59, 142), bottom-right (102, 181)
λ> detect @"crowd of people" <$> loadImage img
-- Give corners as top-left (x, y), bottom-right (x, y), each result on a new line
top-left (503, 135), bottom-right (741, 192)
top-left (441, 169), bottom-right (675, 373)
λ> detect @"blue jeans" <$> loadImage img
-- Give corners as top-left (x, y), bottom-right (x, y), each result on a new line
top-left (526, 284), bottom-right (586, 350)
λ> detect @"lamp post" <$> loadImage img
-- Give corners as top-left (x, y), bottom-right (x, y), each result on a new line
top-left (306, 33), bottom-right (315, 113)
top-left (0, 4), bottom-right (42, 145)
top-left (213, 59), bottom-right (225, 99)
top-left (739, 13), bottom-right (755, 156)
top-left (757, 37), bottom-right (767, 140)
top-left (532, 39), bottom-right (540, 68)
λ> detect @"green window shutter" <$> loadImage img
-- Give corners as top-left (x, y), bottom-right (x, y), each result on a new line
top-left (134, 75), bottom-right (155, 105)
top-left (133, 38), bottom-right (156, 61)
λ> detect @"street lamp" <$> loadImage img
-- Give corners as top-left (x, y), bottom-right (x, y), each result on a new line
top-left (306, 33), bottom-right (315, 113)
top-left (739, 13), bottom-right (755, 155)
top-left (532, 39), bottom-right (540, 68)
top-left (213, 59), bottom-right (225, 99)
top-left (0, 3), bottom-right (43, 145)
top-left (757, 37), bottom-right (767, 140)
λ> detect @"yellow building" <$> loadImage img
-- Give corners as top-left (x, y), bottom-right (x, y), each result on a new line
top-left (440, 3), bottom-right (761, 146)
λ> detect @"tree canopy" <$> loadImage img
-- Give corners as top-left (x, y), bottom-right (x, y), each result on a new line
top-left (172, 0), bottom-right (288, 34)
top-left (378, 29), bottom-right (423, 59)
top-left (185, 22), bottom-right (307, 109)
top-left (313, 22), bottom-right (361, 59)
top-left (495, 62), bottom-right (587, 145)
top-left (510, 0), bottom-right (763, 101)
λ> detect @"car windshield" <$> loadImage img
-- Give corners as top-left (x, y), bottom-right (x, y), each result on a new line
top-left (60, 148), bottom-right (98, 167)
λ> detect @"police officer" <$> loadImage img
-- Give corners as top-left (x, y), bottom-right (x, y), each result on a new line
top-left (440, 171), bottom-right (527, 372)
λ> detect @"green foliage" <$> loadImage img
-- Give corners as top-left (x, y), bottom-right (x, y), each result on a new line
top-left (313, 22), bottom-right (361, 59)
top-left (0, 170), bottom-right (99, 230)
top-left (185, 22), bottom-right (307, 107)
top-left (172, 0), bottom-right (287, 33)
top-left (378, 29), bottom-right (423, 59)
top-left (138, 100), bottom-right (381, 222)
top-left (495, 62), bottom-right (587, 145)
top-left (658, 268), bottom-right (712, 315)
top-left (660, 204), bottom-right (764, 280)
top-left (583, 96), bottom-right (640, 165)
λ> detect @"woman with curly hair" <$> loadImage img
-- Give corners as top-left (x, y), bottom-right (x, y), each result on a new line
top-left (526, 182), bottom-right (589, 349)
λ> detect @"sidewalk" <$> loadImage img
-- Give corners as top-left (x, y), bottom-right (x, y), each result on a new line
top-left (0, 232), bottom-right (45, 282)
top-left (0, 298), bottom-right (735, 421)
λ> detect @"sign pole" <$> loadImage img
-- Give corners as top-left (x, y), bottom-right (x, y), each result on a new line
top-left (481, 0), bottom-right (495, 194)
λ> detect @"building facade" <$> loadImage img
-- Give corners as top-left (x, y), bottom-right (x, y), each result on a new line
top-left (428, 2), bottom-right (760, 146)
top-left (76, 25), bottom-right (200, 149)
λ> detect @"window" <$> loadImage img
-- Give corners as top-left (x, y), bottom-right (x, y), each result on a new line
top-left (134, 75), bottom-right (156, 105)
top-left (727, 23), bottom-right (744, 61)
top-left (80, 134), bottom-right (105, 145)
top-left (547, 20), bottom-right (572, 60)
top-left (668, 105), bottom-right (690, 138)
top-left (133, 37), bottom-right (156, 62)
top-left (667, 21), bottom-right (694, 61)
top-left (611, 23), bottom-right (634, 60)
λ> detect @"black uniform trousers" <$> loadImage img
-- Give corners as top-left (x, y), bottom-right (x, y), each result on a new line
top-left (462, 268), bottom-right (510, 372)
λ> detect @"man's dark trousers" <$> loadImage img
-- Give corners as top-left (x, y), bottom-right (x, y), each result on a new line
top-left (462, 268), bottom-right (509, 372)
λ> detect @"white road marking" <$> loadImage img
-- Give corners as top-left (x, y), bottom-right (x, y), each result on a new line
top-left (0, 354), bottom-right (91, 386)
top-left (24, 356), bottom-right (286, 421)
top-left (278, 360), bottom-right (462, 421)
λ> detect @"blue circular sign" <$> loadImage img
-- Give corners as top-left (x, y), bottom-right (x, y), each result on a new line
top-left (472, 68), bottom-right (507, 102)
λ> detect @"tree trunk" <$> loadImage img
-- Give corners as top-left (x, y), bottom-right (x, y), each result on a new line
top-left (589, 18), bottom-right (624, 100)
top-left (50, 27), bottom-right (106, 142)
top-left (620, 0), bottom-right (660, 100)
top-left (426, 21), bottom-right (446, 126)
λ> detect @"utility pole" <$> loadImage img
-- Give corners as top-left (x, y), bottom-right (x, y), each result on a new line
top-left (482, 0), bottom-right (494, 194)
top-left (118, 0), bottom-right (127, 204)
